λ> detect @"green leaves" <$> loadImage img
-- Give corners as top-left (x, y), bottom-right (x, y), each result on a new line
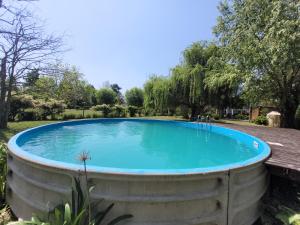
top-left (214, 0), bottom-right (300, 126)
top-left (125, 87), bottom-right (144, 108)
top-left (276, 206), bottom-right (300, 225)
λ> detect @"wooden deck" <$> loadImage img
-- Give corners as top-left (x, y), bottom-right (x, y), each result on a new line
top-left (215, 123), bottom-right (300, 182)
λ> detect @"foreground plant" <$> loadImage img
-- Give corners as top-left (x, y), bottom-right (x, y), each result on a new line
top-left (276, 206), bottom-right (300, 225)
top-left (0, 143), bottom-right (7, 205)
top-left (8, 177), bottom-right (132, 225)
top-left (7, 151), bottom-right (132, 225)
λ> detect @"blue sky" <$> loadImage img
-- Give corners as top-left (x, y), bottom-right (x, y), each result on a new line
top-left (31, 0), bottom-right (220, 91)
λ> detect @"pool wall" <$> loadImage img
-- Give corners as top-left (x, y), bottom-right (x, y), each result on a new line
top-left (6, 119), bottom-right (270, 225)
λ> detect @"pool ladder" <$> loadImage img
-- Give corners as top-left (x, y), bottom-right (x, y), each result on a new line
top-left (197, 115), bottom-right (212, 130)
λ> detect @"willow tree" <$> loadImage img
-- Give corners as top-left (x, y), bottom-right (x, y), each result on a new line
top-left (214, 0), bottom-right (300, 127)
top-left (170, 64), bottom-right (205, 118)
top-left (204, 45), bottom-right (242, 115)
top-left (169, 42), bottom-right (215, 118)
top-left (143, 75), bottom-right (173, 115)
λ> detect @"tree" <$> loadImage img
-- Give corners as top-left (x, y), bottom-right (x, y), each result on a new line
top-left (97, 88), bottom-right (116, 105)
top-left (214, 0), bottom-right (300, 127)
top-left (144, 75), bottom-right (173, 115)
top-left (169, 42), bottom-right (213, 118)
top-left (204, 44), bottom-right (242, 116)
top-left (24, 69), bottom-right (39, 88)
top-left (57, 67), bottom-right (91, 108)
top-left (110, 83), bottom-right (124, 104)
top-left (125, 87), bottom-right (144, 107)
top-left (29, 76), bottom-right (58, 100)
top-left (0, 8), bottom-right (63, 128)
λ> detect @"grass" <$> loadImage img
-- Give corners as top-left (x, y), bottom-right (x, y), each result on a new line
top-left (0, 121), bottom-right (55, 143)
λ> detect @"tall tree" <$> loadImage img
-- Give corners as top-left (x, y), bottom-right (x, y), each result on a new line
top-left (30, 76), bottom-right (57, 100)
top-left (0, 8), bottom-right (63, 128)
top-left (57, 67), bottom-right (91, 108)
top-left (110, 83), bottom-right (124, 104)
top-left (125, 87), bottom-right (144, 107)
top-left (24, 69), bottom-right (40, 88)
top-left (170, 42), bottom-right (213, 118)
top-left (97, 87), bottom-right (116, 105)
top-left (144, 75), bottom-right (173, 114)
top-left (204, 45), bottom-right (242, 115)
top-left (214, 0), bottom-right (300, 127)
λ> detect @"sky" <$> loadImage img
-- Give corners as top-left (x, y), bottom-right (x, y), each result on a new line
top-left (29, 0), bottom-right (220, 91)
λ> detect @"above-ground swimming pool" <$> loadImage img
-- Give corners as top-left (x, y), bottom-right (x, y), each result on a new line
top-left (7, 119), bottom-right (271, 225)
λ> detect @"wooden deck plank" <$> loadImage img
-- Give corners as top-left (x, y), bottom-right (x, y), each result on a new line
top-left (213, 123), bottom-right (300, 180)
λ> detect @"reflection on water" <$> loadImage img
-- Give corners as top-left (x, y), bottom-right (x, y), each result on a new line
top-left (19, 120), bottom-right (258, 170)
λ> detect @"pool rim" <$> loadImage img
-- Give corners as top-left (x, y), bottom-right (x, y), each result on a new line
top-left (7, 118), bottom-right (271, 176)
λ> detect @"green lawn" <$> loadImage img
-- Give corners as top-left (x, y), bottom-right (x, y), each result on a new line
top-left (0, 121), bottom-right (56, 143)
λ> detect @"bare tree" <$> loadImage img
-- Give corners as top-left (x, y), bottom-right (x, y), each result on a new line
top-left (0, 8), bottom-right (63, 128)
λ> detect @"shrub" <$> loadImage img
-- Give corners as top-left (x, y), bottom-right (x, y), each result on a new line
top-left (254, 115), bottom-right (268, 125)
top-left (17, 108), bottom-right (39, 121)
top-left (175, 106), bottom-right (189, 118)
top-left (112, 105), bottom-right (126, 118)
top-left (127, 106), bottom-right (138, 117)
top-left (37, 99), bottom-right (66, 120)
top-left (211, 114), bottom-right (220, 120)
top-left (234, 113), bottom-right (249, 120)
top-left (144, 109), bottom-right (156, 116)
top-left (91, 104), bottom-right (111, 117)
top-left (0, 143), bottom-right (7, 202)
top-left (9, 94), bottom-right (36, 121)
top-left (137, 107), bottom-right (143, 117)
top-left (295, 105), bottom-right (300, 129)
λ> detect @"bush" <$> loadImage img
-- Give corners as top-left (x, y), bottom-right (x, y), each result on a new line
top-left (211, 114), bottom-right (220, 120)
top-left (112, 105), bottom-right (126, 117)
top-left (37, 99), bottom-right (66, 120)
top-left (17, 108), bottom-right (39, 121)
top-left (254, 115), bottom-right (268, 125)
top-left (137, 107), bottom-right (143, 117)
top-left (9, 94), bottom-right (36, 121)
top-left (175, 106), bottom-right (189, 118)
top-left (295, 105), bottom-right (300, 129)
top-left (0, 143), bottom-right (7, 202)
top-left (127, 106), bottom-right (138, 117)
top-left (91, 104), bottom-right (111, 117)
top-left (234, 113), bottom-right (249, 120)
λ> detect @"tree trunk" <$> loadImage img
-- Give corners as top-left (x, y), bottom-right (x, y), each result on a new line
top-left (0, 57), bottom-right (7, 129)
top-left (279, 95), bottom-right (297, 128)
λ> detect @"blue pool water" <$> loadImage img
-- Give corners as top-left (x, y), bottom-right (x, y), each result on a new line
top-left (9, 119), bottom-right (270, 173)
